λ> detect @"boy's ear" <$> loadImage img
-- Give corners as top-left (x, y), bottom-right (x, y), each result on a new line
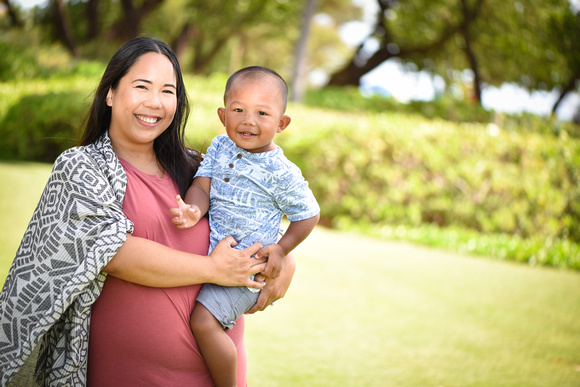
top-left (217, 107), bottom-right (226, 126)
top-left (277, 115), bottom-right (291, 133)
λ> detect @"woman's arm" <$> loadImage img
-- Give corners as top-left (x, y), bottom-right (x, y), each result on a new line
top-left (245, 252), bottom-right (296, 314)
top-left (103, 234), bottom-right (267, 288)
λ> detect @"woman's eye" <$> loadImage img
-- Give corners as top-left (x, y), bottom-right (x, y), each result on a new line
top-left (163, 89), bottom-right (175, 95)
top-left (136, 85), bottom-right (148, 90)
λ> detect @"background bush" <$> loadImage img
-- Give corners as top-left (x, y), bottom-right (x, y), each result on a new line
top-left (276, 105), bottom-right (580, 270)
top-left (1, 75), bottom-right (578, 269)
top-left (278, 109), bottom-right (580, 240)
top-left (306, 88), bottom-right (580, 138)
top-left (0, 92), bottom-right (88, 162)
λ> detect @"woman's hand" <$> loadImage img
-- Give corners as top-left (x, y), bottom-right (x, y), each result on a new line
top-left (246, 252), bottom-right (296, 314)
top-left (209, 236), bottom-right (267, 289)
top-left (105, 235), bottom-right (267, 289)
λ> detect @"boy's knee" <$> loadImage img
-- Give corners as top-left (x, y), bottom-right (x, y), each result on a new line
top-left (190, 304), bottom-right (219, 334)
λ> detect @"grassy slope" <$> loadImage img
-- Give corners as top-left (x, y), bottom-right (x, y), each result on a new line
top-left (1, 162), bottom-right (579, 386)
top-left (246, 226), bottom-right (580, 386)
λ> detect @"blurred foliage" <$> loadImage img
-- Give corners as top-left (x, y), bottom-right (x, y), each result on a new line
top-left (278, 90), bottom-right (580, 270)
top-left (394, 0), bottom-right (578, 93)
top-left (0, 92), bottom-right (88, 162)
top-left (1, 71), bottom-right (579, 270)
top-left (1, 0), bottom-right (359, 83)
top-left (305, 86), bottom-right (580, 137)
top-left (0, 31), bottom-right (106, 82)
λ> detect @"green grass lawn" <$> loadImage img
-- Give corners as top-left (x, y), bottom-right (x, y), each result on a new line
top-left (2, 162), bottom-right (580, 386)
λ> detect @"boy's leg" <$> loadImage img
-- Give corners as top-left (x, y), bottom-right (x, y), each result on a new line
top-left (191, 302), bottom-right (237, 387)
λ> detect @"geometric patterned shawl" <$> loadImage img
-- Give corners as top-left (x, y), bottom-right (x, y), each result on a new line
top-left (0, 133), bottom-right (134, 386)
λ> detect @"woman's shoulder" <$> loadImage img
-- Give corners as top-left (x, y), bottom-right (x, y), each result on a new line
top-left (54, 144), bottom-right (103, 169)
top-left (51, 142), bottom-right (119, 182)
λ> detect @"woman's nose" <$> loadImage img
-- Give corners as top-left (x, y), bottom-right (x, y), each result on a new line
top-left (144, 91), bottom-right (162, 108)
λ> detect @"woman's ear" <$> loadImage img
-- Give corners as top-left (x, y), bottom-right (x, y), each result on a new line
top-left (106, 87), bottom-right (113, 107)
top-left (277, 115), bottom-right (291, 133)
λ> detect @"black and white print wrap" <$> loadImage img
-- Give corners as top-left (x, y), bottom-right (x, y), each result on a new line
top-left (0, 133), bottom-right (134, 386)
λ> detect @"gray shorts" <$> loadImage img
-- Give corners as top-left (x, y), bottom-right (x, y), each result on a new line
top-left (196, 283), bottom-right (260, 329)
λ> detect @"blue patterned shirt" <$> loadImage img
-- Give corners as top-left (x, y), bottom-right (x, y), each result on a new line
top-left (195, 134), bottom-right (320, 253)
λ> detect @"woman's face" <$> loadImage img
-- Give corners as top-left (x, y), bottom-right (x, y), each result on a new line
top-left (107, 52), bottom-right (177, 152)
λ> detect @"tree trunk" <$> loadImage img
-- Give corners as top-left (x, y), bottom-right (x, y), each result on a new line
top-left (52, 0), bottom-right (79, 57)
top-left (1, 0), bottom-right (23, 28)
top-left (191, 35), bottom-right (229, 75)
top-left (86, 0), bottom-right (100, 41)
top-left (107, 0), bottom-right (164, 41)
top-left (327, 0), bottom-right (390, 86)
top-left (551, 70), bottom-right (580, 116)
top-left (460, 0), bottom-right (482, 103)
top-left (172, 22), bottom-right (196, 63)
top-left (228, 34), bottom-right (246, 75)
top-left (327, 0), bottom-right (484, 89)
top-left (327, 47), bottom-right (393, 86)
top-left (290, 0), bottom-right (317, 102)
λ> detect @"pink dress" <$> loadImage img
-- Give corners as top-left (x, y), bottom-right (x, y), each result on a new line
top-left (87, 158), bottom-right (247, 386)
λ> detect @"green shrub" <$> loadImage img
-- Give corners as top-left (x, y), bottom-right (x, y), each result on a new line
top-left (305, 87), bottom-right (580, 139)
top-left (0, 92), bottom-right (88, 162)
top-left (0, 40), bottom-right (38, 81)
top-left (277, 108), bottom-right (580, 253)
top-left (0, 37), bottom-right (105, 82)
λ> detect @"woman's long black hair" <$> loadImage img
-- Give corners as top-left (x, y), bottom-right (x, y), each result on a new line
top-left (79, 36), bottom-right (200, 197)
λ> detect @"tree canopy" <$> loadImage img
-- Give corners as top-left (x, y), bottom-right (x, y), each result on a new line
top-left (327, 0), bottom-right (579, 115)
top-left (0, 0), bottom-right (578, 116)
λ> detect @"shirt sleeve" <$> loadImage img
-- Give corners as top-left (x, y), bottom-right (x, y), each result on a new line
top-left (194, 135), bottom-right (222, 179)
top-left (274, 163), bottom-right (320, 223)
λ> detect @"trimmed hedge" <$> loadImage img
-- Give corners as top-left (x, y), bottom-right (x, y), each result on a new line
top-left (0, 92), bottom-right (87, 162)
top-left (276, 109), bottom-right (580, 269)
top-left (1, 75), bottom-right (579, 270)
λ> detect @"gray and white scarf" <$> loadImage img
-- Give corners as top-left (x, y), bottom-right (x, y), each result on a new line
top-left (0, 133), bottom-right (134, 386)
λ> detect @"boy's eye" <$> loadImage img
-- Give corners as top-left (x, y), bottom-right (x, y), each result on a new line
top-left (258, 111), bottom-right (267, 116)
top-left (234, 108), bottom-right (243, 112)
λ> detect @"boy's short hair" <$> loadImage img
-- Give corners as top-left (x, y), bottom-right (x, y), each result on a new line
top-left (224, 66), bottom-right (288, 111)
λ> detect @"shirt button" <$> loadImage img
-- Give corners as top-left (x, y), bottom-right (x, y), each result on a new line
top-left (229, 164), bottom-right (234, 168)
top-left (237, 154), bottom-right (242, 159)
top-left (224, 177), bottom-right (230, 182)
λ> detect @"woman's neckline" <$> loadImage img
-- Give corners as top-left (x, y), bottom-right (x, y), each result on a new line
top-left (118, 156), bottom-right (168, 180)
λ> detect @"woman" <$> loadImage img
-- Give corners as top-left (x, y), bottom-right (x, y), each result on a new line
top-left (0, 37), bottom-right (295, 386)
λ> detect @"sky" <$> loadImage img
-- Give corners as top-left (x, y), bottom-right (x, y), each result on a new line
top-left (12, 0), bottom-right (580, 121)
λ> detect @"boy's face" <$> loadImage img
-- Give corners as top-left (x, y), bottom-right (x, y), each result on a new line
top-left (218, 77), bottom-right (290, 153)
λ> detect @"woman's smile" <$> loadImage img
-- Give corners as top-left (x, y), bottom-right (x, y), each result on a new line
top-left (136, 114), bottom-right (161, 125)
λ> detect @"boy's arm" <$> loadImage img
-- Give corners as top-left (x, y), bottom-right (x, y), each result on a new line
top-left (169, 176), bottom-right (211, 229)
top-left (184, 176), bottom-right (211, 215)
top-left (278, 214), bottom-right (320, 256)
top-left (258, 213), bottom-right (320, 279)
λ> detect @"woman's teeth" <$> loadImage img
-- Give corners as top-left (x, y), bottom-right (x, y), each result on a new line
top-left (137, 115), bottom-right (158, 124)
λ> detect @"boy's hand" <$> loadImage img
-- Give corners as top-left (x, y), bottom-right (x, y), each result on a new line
top-left (169, 195), bottom-right (202, 229)
top-left (256, 244), bottom-right (286, 280)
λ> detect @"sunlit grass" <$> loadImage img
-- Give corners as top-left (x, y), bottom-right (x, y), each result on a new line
top-left (246, 226), bottom-right (580, 386)
top-left (0, 162), bottom-right (52, 281)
